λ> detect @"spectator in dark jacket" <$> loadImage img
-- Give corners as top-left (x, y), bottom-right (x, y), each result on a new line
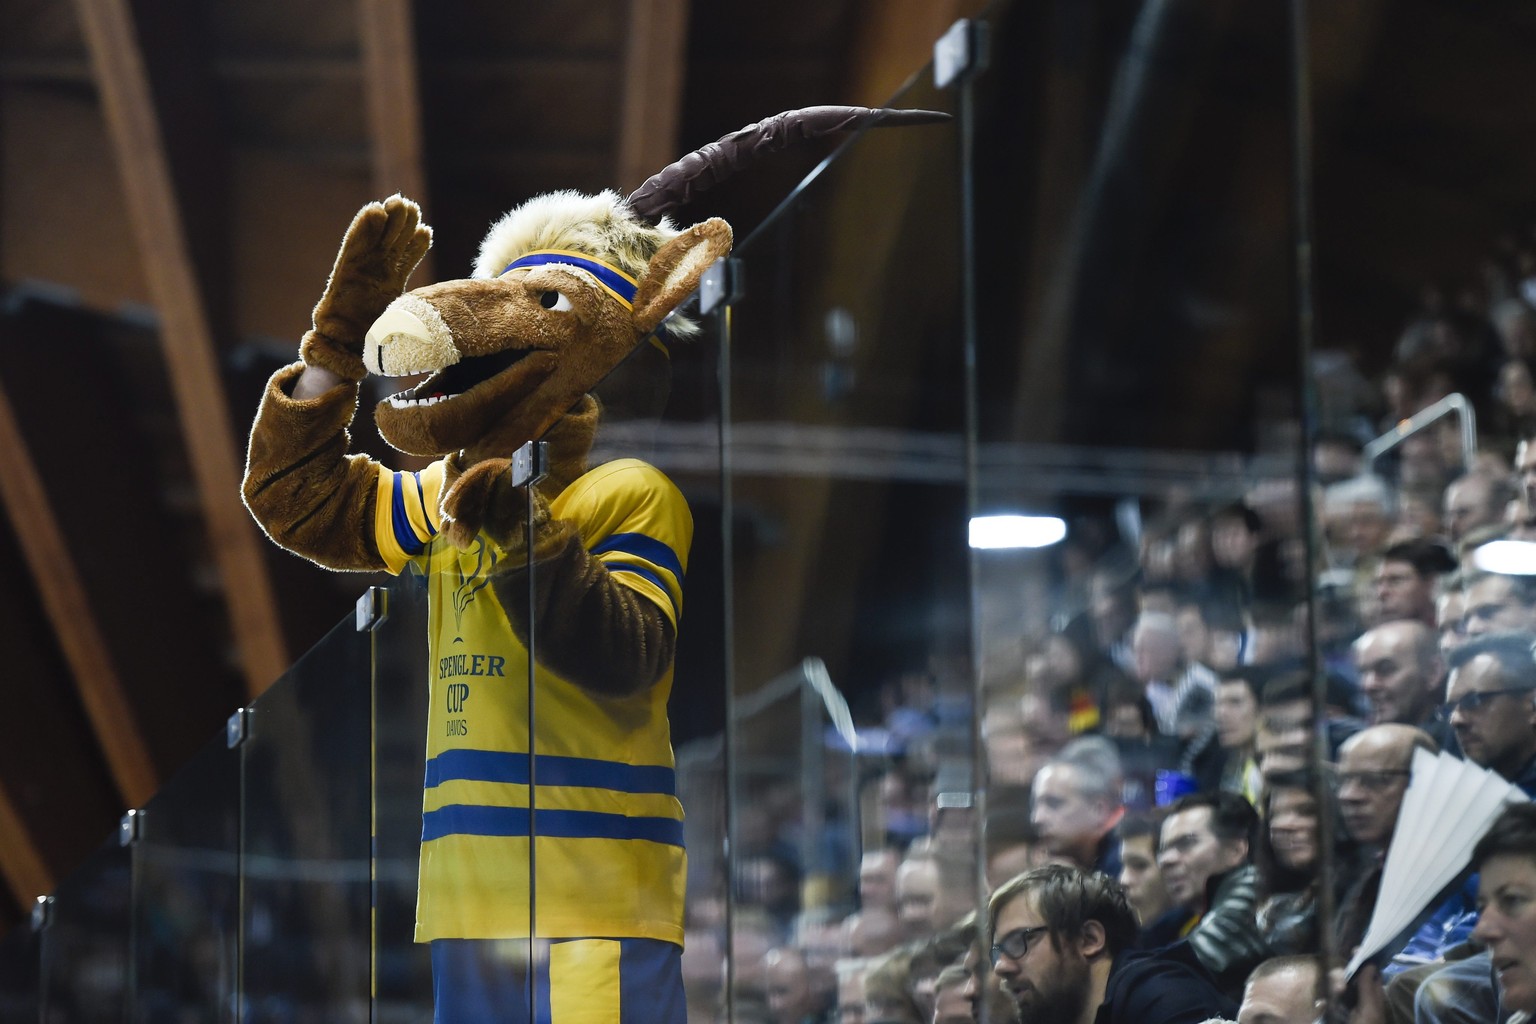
top-left (987, 864), bottom-right (1237, 1024)
top-left (1156, 791), bottom-right (1268, 999)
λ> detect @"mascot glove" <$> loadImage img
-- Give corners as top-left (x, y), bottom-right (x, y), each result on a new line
top-left (440, 458), bottom-right (572, 561)
top-left (301, 194), bottom-right (433, 382)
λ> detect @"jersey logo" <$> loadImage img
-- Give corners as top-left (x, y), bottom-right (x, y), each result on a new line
top-left (450, 537), bottom-right (498, 630)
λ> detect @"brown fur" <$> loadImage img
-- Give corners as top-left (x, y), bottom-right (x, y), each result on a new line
top-left (242, 194), bottom-right (731, 697)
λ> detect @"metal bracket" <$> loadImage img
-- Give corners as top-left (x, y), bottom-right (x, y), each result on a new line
top-left (226, 707), bottom-right (251, 749)
top-left (356, 586), bottom-right (389, 632)
top-left (119, 809), bottom-right (142, 847)
top-left (935, 19), bottom-right (988, 88)
top-left (510, 440), bottom-right (549, 488)
top-left (31, 895), bottom-right (53, 932)
top-left (699, 257), bottom-right (744, 316)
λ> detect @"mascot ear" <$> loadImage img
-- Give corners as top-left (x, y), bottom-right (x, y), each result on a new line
top-left (632, 217), bottom-right (733, 337)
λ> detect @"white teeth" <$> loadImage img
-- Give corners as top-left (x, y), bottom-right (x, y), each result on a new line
top-left (386, 394), bottom-right (454, 409)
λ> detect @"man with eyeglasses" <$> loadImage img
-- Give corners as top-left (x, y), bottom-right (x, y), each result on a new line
top-left (1462, 571), bottom-right (1536, 638)
top-left (1443, 632), bottom-right (1536, 792)
top-left (1333, 725), bottom-right (1478, 976)
top-left (986, 864), bottom-right (1234, 1024)
top-left (1404, 634), bottom-right (1536, 1024)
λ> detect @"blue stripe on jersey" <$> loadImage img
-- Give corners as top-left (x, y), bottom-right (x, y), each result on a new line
top-left (533, 949), bottom-right (553, 1024)
top-left (391, 471), bottom-right (434, 555)
top-left (619, 939), bottom-right (685, 1024)
top-left (589, 532), bottom-right (684, 583)
top-left (606, 564), bottom-right (677, 616)
top-left (421, 805), bottom-right (686, 847)
top-left (425, 750), bottom-right (677, 795)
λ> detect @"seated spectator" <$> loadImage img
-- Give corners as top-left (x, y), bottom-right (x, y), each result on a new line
top-left (1468, 804), bottom-right (1536, 1019)
top-left (1253, 772), bottom-right (1347, 957)
top-left (844, 906), bottom-right (902, 959)
top-left (895, 852), bottom-right (942, 943)
top-left (906, 923), bottom-right (974, 1023)
top-left (1404, 635), bottom-right (1536, 1024)
top-left (835, 958), bottom-right (869, 1024)
top-left (1208, 670), bottom-right (1264, 803)
top-left (1031, 736), bottom-right (1128, 877)
top-left (1333, 725), bottom-right (1476, 974)
top-left (1079, 559), bottom-right (1140, 674)
top-left (1102, 678), bottom-right (1183, 812)
top-left (1210, 501), bottom-right (1264, 589)
top-left (930, 963), bottom-right (973, 1024)
top-left (1118, 815), bottom-right (1181, 948)
top-left (1443, 470), bottom-right (1518, 545)
top-left (1324, 474), bottom-right (1397, 572)
top-left (1352, 619), bottom-right (1456, 749)
top-left (1394, 482), bottom-right (1446, 543)
top-left (1156, 792), bottom-right (1268, 998)
top-left (960, 925), bottom-right (1020, 1024)
top-left (863, 945), bottom-right (923, 1024)
top-left (1462, 570), bottom-right (1536, 637)
top-left (985, 784), bottom-right (1044, 889)
top-left (765, 946), bottom-right (835, 1024)
top-left (1255, 670), bottom-right (1362, 781)
top-left (1236, 956), bottom-right (1325, 1024)
top-left (1444, 632), bottom-right (1536, 790)
top-left (982, 696), bottom-right (1039, 786)
top-left (1132, 611), bottom-right (1220, 740)
top-left (1436, 572), bottom-right (1470, 660)
top-left (1518, 434), bottom-right (1536, 525)
top-left (1028, 630), bottom-right (1137, 736)
top-left (987, 864), bottom-right (1237, 1024)
top-left (859, 848), bottom-right (902, 915)
top-left (1372, 539), bottom-right (1458, 626)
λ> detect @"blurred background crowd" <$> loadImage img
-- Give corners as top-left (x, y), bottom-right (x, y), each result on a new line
top-left (677, 226), bottom-right (1536, 1024)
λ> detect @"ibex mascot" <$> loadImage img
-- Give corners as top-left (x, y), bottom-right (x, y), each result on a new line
top-left (242, 106), bottom-right (943, 1022)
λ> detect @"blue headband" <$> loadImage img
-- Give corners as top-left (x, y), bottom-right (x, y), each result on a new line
top-left (501, 249), bottom-right (671, 353)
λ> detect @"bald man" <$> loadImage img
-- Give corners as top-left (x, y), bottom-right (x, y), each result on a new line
top-left (1334, 725), bottom-right (1476, 973)
top-left (1237, 956), bottom-right (1325, 1024)
top-left (1352, 619), bottom-right (1456, 749)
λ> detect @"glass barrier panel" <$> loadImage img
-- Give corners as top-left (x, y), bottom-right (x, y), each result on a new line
top-left (0, 917), bottom-right (39, 1023)
top-left (587, 308), bottom-right (733, 1023)
top-left (239, 615), bottom-right (371, 1022)
top-left (1305, 4), bottom-right (1536, 993)
top-left (129, 729), bottom-right (241, 1022)
top-left (968, 0), bottom-right (1310, 1013)
top-left (37, 836), bottom-right (132, 1022)
top-left (370, 579), bottom-right (433, 1020)
top-left (720, 68), bottom-right (968, 1021)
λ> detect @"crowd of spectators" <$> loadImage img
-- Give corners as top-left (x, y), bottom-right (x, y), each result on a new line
top-left (679, 257), bottom-right (1536, 1024)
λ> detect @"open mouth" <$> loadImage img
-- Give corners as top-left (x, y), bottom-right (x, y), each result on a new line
top-left (385, 348), bottom-right (534, 408)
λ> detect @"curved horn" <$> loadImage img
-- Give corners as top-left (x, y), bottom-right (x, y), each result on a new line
top-left (625, 105), bottom-right (951, 221)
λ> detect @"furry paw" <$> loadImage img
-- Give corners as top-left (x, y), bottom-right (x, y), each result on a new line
top-left (440, 458), bottom-right (526, 552)
top-left (302, 195), bottom-right (433, 380)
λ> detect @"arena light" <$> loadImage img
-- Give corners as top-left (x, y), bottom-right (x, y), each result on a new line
top-left (1470, 539), bottom-right (1536, 576)
top-left (968, 514), bottom-right (1066, 549)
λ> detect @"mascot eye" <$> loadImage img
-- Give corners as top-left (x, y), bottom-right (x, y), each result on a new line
top-left (539, 290), bottom-right (573, 312)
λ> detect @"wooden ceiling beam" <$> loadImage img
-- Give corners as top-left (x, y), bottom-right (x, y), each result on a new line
top-left (0, 779), bottom-right (51, 914)
top-left (359, 0), bottom-right (433, 286)
top-left (617, 0), bottom-right (691, 192)
top-left (0, 383), bottom-right (157, 808)
top-left (70, 0), bottom-right (291, 698)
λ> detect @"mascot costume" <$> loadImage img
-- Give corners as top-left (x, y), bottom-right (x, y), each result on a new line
top-left (241, 106), bottom-right (941, 1023)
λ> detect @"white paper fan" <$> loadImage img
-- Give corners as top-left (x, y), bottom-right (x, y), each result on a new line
top-left (1345, 747), bottom-right (1531, 978)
